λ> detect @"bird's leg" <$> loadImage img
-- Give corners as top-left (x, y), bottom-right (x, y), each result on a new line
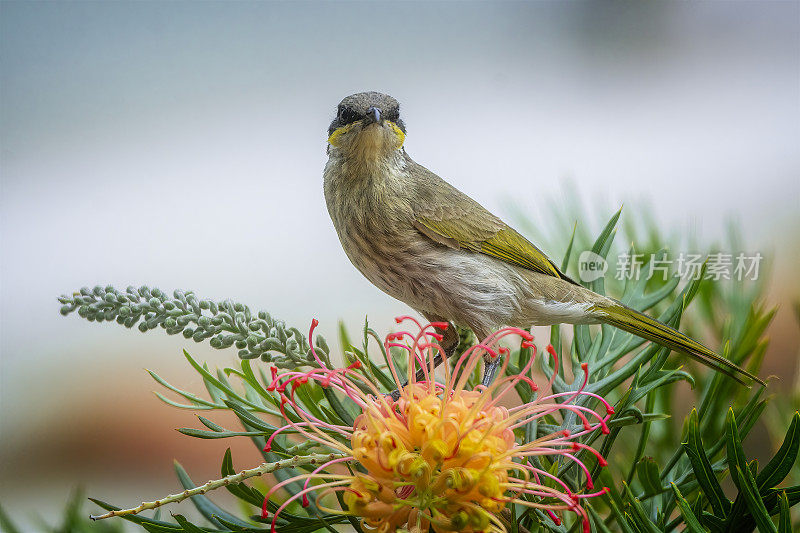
top-left (481, 357), bottom-right (501, 387)
top-left (390, 321), bottom-right (458, 400)
top-left (465, 326), bottom-right (502, 388)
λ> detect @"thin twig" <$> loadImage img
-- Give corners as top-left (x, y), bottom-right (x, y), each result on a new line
top-left (89, 453), bottom-right (347, 520)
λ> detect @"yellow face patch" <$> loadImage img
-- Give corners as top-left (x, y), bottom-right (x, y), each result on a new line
top-left (388, 121), bottom-right (405, 149)
top-left (327, 121), bottom-right (405, 150)
top-left (327, 123), bottom-right (355, 147)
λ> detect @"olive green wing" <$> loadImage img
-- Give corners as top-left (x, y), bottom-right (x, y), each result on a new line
top-left (414, 215), bottom-right (576, 283)
top-left (407, 158), bottom-right (575, 283)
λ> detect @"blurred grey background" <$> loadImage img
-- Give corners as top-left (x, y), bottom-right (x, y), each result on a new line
top-left (1, 1), bottom-right (798, 528)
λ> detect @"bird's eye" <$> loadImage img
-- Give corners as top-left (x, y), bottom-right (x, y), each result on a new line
top-left (338, 107), bottom-right (359, 124)
top-left (386, 108), bottom-right (400, 122)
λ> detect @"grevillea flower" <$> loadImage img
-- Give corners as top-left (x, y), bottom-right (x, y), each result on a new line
top-left (263, 317), bottom-right (613, 533)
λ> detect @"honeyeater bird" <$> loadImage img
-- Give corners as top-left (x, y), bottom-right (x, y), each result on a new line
top-left (323, 91), bottom-right (762, 386)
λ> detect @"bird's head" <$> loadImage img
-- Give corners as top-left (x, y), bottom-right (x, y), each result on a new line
top-left (327, 92), bottom-right (406, 160)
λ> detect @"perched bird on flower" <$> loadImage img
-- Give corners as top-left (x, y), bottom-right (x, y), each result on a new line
top-left (264, 318), bottom-right (612, 533)
top-left (322, 91), bottom-right (762, 386)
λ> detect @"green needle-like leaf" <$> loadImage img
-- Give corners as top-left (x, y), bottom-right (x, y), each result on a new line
top-left (757, 411), bottom-right (800, 491)
top-left (622, 482), bottom-right (661, 533)
top-left (670, 482), bottom-right (706, 533)
top-left (683, 409), bottom-right (731, 517)
top-left (777, 491), bottom-right (791, 533)
top-left (734, 465), bottom-right (777, 533)
top-left (636, 457), bottom-right (663, 496)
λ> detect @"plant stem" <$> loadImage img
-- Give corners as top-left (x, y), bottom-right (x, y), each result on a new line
top-left (89, 453), bottom-right (347, 520)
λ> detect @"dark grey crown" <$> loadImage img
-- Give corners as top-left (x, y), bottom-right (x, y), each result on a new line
top-left (328, 91), bottom-right (405, 135)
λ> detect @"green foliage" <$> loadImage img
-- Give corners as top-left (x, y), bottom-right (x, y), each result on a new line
top-left (0, 489), bottom-right (125, 533)
top-left (47, 200), bottom-right (798, 532)
top-left (665, 408), bottom-right (800, 532)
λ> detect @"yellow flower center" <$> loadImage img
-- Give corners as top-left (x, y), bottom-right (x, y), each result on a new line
top-left (344, 384), bottom-right (515, 532)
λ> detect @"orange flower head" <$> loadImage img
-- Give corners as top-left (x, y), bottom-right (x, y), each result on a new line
top-left (264, 318), bottom-right (613, 533)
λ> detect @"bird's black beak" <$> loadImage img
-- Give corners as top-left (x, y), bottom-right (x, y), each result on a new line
top-left (365, 106), bottom-right (381, 124)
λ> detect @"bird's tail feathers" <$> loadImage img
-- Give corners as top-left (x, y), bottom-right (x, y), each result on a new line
top-left (593, 303), bottom-right (764, 386)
